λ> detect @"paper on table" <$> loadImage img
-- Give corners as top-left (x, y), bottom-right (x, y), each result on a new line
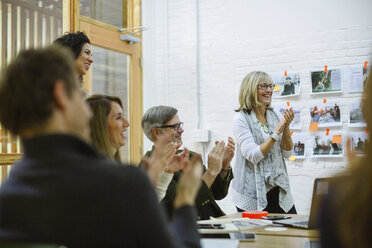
top-left (197, 218), bottom-right (244, 225)
top-left (201, 239), bottom-right (239, 248)
top-left (232, 219), bottom-right (274, 231)
top-left (198, 223), bottom-right (239, 233)
top-left (198, 218), bottom-right (276, 233)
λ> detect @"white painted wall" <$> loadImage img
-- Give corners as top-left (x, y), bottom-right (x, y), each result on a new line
top-left (142, 0), bottom-right (372, 214)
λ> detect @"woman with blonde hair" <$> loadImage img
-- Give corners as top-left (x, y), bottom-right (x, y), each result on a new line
top-left (86, 94), bottom-right (129, 161)
top-left (319, 69), bottom-right (372, 248)
top-left (230, 71), bottom-right (296, 213)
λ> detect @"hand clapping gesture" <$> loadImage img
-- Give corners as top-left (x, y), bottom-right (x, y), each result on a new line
top-left (221, 137), bottom-right (235, 170)
top-left (275, 108), bottom-right (294, 134)
top-left (174, 154), bottom-right (203, 208)
top-left (140, 134), bottom-right (177, 186)
top-left (207, 141), bottom-right (225, 175)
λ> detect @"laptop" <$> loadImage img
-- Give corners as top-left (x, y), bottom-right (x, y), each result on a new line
top-left (273, 177), bottom-right (330, 229)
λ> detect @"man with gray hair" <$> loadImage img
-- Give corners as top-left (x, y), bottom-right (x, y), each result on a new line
top-left (141, 105), bottom-right (235, 220)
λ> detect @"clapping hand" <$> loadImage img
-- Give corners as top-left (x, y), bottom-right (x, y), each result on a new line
top-left (174, 154), bottom-right (203, 209)
top-left (283, 108), bottom-right (294, 127)
top-left (207, 141), bottom-right (225, 175)
top-left (165, 148), bottom-right (189, 173)
top-left (220, 137), bottom-right (235, 169)
top-left (140, 134), bottom-right (176, 186)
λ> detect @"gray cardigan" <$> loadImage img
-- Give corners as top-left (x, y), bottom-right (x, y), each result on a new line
top-left (231, 109), bottom-right (294, 212)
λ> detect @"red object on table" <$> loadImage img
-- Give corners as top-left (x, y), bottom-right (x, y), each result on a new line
top-left (242, 211), bottom-right (268, 219)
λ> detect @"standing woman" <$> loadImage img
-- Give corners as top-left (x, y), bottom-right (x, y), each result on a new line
top-left (86, 94), bottom-right (129, 161)
top-left (230, 71), bottom-right (296, 214)
top-left (54, 31), bottom-right (93, 87)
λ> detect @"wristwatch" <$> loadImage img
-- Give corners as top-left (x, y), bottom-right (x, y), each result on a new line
top-left (269, 131), bottom-right (280, 141)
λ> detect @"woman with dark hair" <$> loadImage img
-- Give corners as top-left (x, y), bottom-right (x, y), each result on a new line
top-left (319, 69), bottom-right (372, 248)
top-left (86, 94), bottom-right (129, 161)
top-left (54, 31), bottom-right (93, 86)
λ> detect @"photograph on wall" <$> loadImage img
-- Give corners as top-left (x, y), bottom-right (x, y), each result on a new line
top-left (347, 65), bottom-right (371, 93)
top-left (271, 103), bottom-right (302, 130)
top-left (291, 132), bottom-right (306, 159)
top-left (270, 72), bottom-right (301, 98)
top-left (310, 100), bottom-right (342, 127)
top-left (311, 131), bottom-right (343, 158)
top-left (350, 132), bottom-right (368, 155)
top-left (349, 100), bottom-right (366, 127)
top-left (310, 68), bottom-right (342, 94)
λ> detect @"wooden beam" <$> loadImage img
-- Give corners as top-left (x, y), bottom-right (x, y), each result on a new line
top-left (0, 154), bottom-right (21, 165)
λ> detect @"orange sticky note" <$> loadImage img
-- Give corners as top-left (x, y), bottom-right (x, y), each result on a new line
top-left (284, 70), bottom-right (288, 76)
top-left (324, 65), bottom-right (328, 72)
top-left (326, 128), bottom-right (330, 136)
top-left (365, 128), bottom-right (369, 135)
top-left (290, 131), bottom-right (293, 136)
top-left (323, 99), bottom-right (327, 104)
top-left (309, 122), bottom-right (319, 131)
top-left (274, 85), bottom-right (280, 92)
top-left (289, 155), bottom-right (296, 161)
top-left (332, 135), bottom-right (342, 144)
top-left (287, 101), bottom-right (290, 106)
top-left (364, 61), bottom-right (368, 69)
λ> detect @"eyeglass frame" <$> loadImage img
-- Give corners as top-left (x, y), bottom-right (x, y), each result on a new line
top-left (257, 83), bottom-right (275, 91)
top-left (156, 122), bottom-right (184, 131)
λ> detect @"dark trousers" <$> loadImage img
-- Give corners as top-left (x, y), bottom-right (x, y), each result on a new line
top-left (236, 186), bottom-right (297, 214)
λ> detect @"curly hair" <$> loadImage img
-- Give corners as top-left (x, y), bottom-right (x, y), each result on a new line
top-left (54, 31), bottom-right (91, 59)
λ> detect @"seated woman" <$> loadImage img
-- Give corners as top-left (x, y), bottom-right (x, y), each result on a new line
top-left (86, 94), bottom-right (177, 187)
top-left (86, 94), bottom-right (129, 161)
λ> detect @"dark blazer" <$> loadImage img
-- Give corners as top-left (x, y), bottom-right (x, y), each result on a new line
top-left (0, 135), bottom-right (200, 248)
top-left (141, 148), bottom-right (233, 220)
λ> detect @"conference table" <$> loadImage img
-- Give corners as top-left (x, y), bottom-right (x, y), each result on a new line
top-left (200, 213), bottom-right (319, 248)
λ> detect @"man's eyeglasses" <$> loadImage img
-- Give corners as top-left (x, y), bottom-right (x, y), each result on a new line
top-left (258, 84), bottom-right (275, 90)
top-left (157, 122), bottom-right (184, 131)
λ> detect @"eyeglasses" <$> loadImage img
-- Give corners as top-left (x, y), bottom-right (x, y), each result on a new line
top-left (157, 122), bottom-right (184, 131)
top-left (258, 84), bottom-right (275, 90)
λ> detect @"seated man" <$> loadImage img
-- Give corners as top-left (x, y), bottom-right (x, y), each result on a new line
top-left (141, 106), bottom-right (235, 220)
top-left (0, 46), bottom-right (202, 248)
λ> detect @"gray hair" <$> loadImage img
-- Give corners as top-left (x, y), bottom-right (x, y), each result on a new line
top-left (142, 105), bottom-right (178, 142)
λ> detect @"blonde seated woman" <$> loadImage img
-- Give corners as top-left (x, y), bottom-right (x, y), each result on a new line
top-left (86, 94), bottom-right (179, 187)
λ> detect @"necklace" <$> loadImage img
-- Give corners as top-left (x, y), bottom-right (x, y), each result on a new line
top-left (258, 121), bottom-right (269, 133)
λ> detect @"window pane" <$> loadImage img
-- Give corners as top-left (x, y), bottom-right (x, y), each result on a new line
top-left (80, 0), bottom-right (123, 27)
top-left (90, 45), bottom-right (130, 162)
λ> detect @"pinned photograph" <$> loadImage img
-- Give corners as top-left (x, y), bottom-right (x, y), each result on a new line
top-left (349, 100), bottom-right (366, 127)
top-left (271, 73), bottom-right (301, 98)
top-left (312, 132), bottom-right (343, 158)
top-left (347, 65), bottom-right (371, 93)
top-left (271, 103), bottom-right (302, 130)
top-left (291, 133), bottom-right (306, 159)
top-left (310, 100), bottom-right (342, 127)
top-left (311, 68), bottom-right (342, 94)
top-left (350, 132), bottom-right (368, 155)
